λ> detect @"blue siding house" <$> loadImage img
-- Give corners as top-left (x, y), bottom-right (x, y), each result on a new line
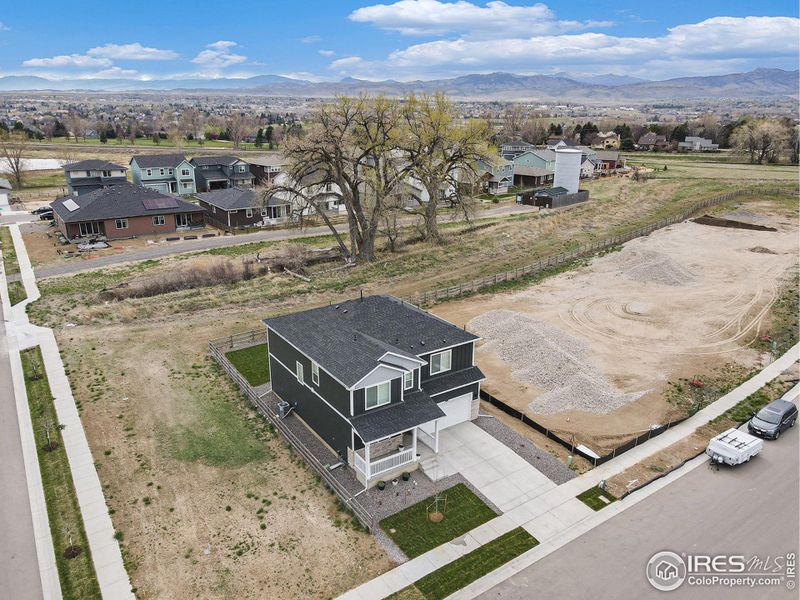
top-left (130, 154), bottom-right (196, 195)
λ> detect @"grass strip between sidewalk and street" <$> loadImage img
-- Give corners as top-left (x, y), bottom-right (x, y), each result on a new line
top-left (379, 483), bottom-right (497, 559)
top-left (1, 226), bottom-right (21, 275)
top-left (576, 485), bottom-right (618, 511)
top-left (388, 527), bottom-right (539, 600)
top-left (7, 279), bottom-right (27, 305)
top-left (22, 346), bottom-right (101, 600)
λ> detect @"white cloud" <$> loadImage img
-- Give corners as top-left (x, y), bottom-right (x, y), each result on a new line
top-left (318, 49), bottom-right (336, 57)
top-left (23, 54), bottom-right (113, 68)
top-left (80, 67), bottom-right (142, 79)
top-left (86, 43), bottom-right (178, 61)
top-left (190, 41), bottom-right (247, 69)
top-left (300, 35), bottom-right (321, 44)
top-left (350, 0), bottom-right (611, 37)
top-left (330, 56), bottom-right (364, 70)
top-left (0, 22), bottom-right (10, 32)
top-left (330, 15), bottom-right (800, 80)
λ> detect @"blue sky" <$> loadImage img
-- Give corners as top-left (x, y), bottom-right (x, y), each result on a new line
top-left (0, 1), bottom-right (797, 81)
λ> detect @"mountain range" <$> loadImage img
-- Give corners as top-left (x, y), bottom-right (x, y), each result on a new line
top-left (0, 68), bottom-right (796, 102)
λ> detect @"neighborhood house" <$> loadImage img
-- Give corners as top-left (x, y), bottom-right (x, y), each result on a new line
top-left (51, 182), bottom-right (205, 241)
top-left (264, 295), bottom-right (486, 487)
top-left (63, 160), bottom-right (128, 196)
top-left (191, 155), bottom-right (255, 191)
top-left (196, 187), bottom-right (291, 230)
top-left (129, 154), bottom-right (197, 194)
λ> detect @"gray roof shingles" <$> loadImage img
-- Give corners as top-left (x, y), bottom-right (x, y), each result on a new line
top-left (350, 389), bottom-right (445, 442)
top-left (130, 154), bottom-right (188, 169)
top-left (51, 182), bottom-right (203, 223)
top-left (191, 155), bottom-right (242, 167)
top-left (64, 159), bottom-right (126, 172)
top-left (264, 295), bottom-right (478, 388)
top-left (423, 366), bottom-right (485, 397)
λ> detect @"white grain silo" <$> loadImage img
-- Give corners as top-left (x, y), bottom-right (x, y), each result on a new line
top-left (553, 148), bottom-right (582, 194)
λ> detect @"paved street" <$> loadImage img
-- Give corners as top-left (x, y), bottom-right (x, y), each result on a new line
top-left (0, 299), bottom-right (44, 600)
top-left (24, 202), bottom-right (532, 280)
top-left (478, 426), bottom-right (799, 600)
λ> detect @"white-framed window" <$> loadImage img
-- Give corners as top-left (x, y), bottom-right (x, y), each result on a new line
top-left (261, 208), bottom-right (268, 217)
top-left (102, 170), bottom-right (111, 177)
top-left (311, 361), bottom-right (319, 386)
top-left (230, 209), bottom-right (238, 214)
top-left (296, 361), bottom-right (304, 384)
top-left (152, 215), bottom-right (165, 225)
top-left (168, 169), bottom-right (173, 175)
top-left (183, 182), bottom-right (191, 188)
top-left (429, 349), bottom-right (452, 375)
top-left (78, 221), bottom-right (100, 236)
top-left (238, 165), bottom-right (246, 172)
top-left (159, 168), bottom-right (165, 176)
top-left (181, 168), bottom-right (190, 176)
top-left (212, 205), bottom-right (217, 213)
top-left (404, 371), bottom-right (413, 390)
top-left (365, 381), bottom-right (391, 410)
top-left (146, 169), bottom-right (152, 176)
top-left (245, 208), bottom-right (254, 218)
top-left (115, 218), bottom-right (128, 230)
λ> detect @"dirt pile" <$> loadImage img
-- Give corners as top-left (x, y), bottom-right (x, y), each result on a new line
top-left (469, 309), bottom-right (646, 415)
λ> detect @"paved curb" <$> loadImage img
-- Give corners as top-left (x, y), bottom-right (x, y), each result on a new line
top-left (6, 224), bottom-right (135, 600)
top-left (0, 239), bottom-right (61, 600)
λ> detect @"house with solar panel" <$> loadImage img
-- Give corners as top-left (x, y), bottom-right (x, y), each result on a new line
top-left (264, 295), bottom-right (486, 487)
top-left (63, 160), bottom-right (128, 196)
top-left (51, 182), bottom-right (205, 241)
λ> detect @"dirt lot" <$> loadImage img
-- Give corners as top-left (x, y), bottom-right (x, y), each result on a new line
top-left (433, 200), bottom-right (799, 454)
top-left (60, 317), bottom-right (392, 600)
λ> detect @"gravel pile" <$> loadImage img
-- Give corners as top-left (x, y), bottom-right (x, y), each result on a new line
top-left (617, 249), bottom-right (696, 286)
top-left (470, 309), bottom-right (646, 415)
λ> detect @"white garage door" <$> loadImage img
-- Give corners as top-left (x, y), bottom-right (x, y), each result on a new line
top-left (435, 393), bottom-right (473, 430)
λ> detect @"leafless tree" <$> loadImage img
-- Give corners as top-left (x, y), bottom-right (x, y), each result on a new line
top-left (0, 131), bottom-right (29, 188)
top-left (226, 113), bottom-right (254, 149)
top-left (66, 111), bottom-right (86, 143)
top-left (41, 118), bottom-right (57, 141)
top-left (501, 105), bottom-right (526, 141)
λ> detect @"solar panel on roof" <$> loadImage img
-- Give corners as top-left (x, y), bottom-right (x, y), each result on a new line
top-left (142, 197), bottom-right (179, 210)
top-left (63, 198), bottom-right (80, 212)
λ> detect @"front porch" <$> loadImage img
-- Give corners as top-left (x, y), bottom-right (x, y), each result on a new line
top-left (349, 422), bottom-right (440, 486)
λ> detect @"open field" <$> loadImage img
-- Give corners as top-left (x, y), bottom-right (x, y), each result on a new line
top-left (23, 168), bottom-right (797, 598)
top-left (431, 196), bottom-right (799, 454)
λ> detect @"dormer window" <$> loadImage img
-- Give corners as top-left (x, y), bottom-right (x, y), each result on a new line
top-left (365, 382), bottom-right (390, 410)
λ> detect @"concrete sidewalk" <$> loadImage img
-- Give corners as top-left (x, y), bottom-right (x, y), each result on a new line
top-left (4, 224), bottom-right (134, 600)
top-left (338, 342), bottom-right (800, 600)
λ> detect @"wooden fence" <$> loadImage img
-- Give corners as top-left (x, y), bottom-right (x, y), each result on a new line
top-left (406, 188), bottom-right (792, 307)
top-left (208, 336), bottom-right (375, 530)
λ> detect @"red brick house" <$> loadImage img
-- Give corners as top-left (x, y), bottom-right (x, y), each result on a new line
top-left (51, 183), bottom-right (205, 241)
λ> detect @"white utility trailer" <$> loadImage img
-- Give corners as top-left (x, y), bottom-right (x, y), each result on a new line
top-left (706, 428), bottom-right (763, 466)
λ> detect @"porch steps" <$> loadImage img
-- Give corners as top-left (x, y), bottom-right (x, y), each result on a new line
top-left (419, 455), bottom-right (444, 481)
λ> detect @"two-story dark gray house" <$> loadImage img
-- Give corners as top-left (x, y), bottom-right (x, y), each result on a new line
top-left (63, 160), bottom-right (128, 196)
top-left (264, 295), bottom-right (485, 487)
top-left (191, 155), bottom-right (255, 192)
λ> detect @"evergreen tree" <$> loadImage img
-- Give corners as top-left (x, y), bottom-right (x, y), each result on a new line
top-left (254, 128), bottom-right (264, 147)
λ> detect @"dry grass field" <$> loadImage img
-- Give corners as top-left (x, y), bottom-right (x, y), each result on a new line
top-left (22, 165), bottom-right (797, 598)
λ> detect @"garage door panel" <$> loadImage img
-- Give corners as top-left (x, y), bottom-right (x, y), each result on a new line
top-left (435, 393), bottom-right (472, 430)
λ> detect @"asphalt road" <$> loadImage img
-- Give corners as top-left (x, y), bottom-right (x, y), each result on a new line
top-left (0, 301), bottom-right (44, 600)
top-left (479, 425), bottom-right (799, 600)
top-left (24, 202), bottom-right (533, 280)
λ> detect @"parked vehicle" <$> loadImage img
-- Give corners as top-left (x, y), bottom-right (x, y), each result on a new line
top-left (37, 209), bottom-right (54, 220)
top-left (748, 399), bottom-right (798, 440)
top-left (706, 428), bottom-right (763, 466)
top-left (31, 205), bottom-right (53, 215)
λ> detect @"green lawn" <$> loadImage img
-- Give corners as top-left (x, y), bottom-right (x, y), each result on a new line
top-left (7, 280), bottom-right (26, 305)
top-left (379, 483), bottom-right (497, 558)
top-left (389, 527), bottom-right (539, 600)
top-left (0, 227), bottom-right (20, 275)
top-left (576, 485), bottom-right (617, 511)
top-left (21, 347), bottom-right (102, 600)
top-left (225, 345), bottom-right (270, 386)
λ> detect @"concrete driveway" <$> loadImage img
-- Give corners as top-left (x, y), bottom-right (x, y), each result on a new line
top-left (420, 422), bottom-right (555, 512)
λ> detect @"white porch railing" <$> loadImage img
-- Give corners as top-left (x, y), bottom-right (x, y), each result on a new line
top-left (353, 448), bottom-right (416, 480)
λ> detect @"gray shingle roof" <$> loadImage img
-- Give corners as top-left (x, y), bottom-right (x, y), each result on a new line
top-left (198, 168), bottom-right (229, 181)
top-left (423, 366), bottom-right (485, 397)
top-left (196, 187), bottom-right (287, 210)
top-left (190, 155), bottom-right (242, 166)
top-left (64, 159), bottom-right (126, 172)
top-left (264, 295), bottom-right (478, 388)
top-left (350, 389), bottom-right (445, 442)
top-left (51, 182), bottom-right (204, 223)
top-left (513, 166), bottom-right (553, 177)
top-left (130, 154), bottom-right (188, 169)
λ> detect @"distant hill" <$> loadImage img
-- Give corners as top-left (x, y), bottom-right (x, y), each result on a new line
top-left (0, 68), bottom-right (796, 102)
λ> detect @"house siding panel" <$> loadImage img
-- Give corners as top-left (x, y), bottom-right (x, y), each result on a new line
top-left (270, 358), bottom-right (352, 458)
top-left (267, 329), bottom-right (350, 417)
top-left (419, 342), bottom-right (474, 381)
top-left (352, 376), bottom-right (403, 417)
